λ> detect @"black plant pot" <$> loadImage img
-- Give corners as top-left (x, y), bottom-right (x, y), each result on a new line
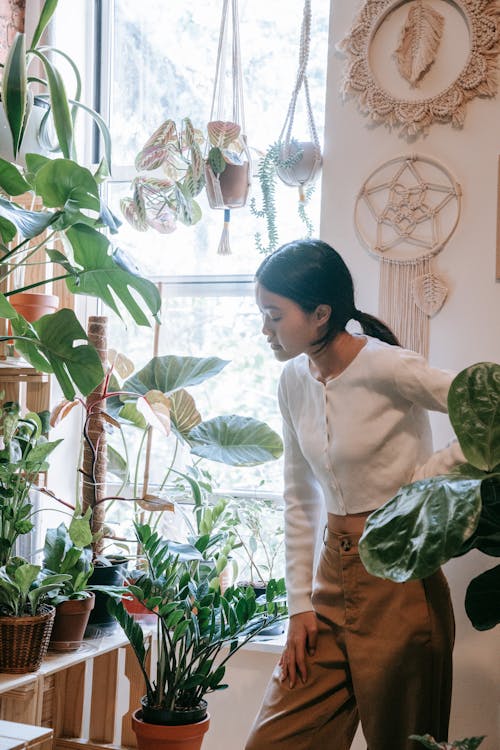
top-left (140, 696), bottom-right (208, 726)
top-left (85, 556), bottom-right (128, 635)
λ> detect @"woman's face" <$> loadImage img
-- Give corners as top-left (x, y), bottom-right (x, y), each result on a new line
top-left (255, 282), bottom-right (327, 362)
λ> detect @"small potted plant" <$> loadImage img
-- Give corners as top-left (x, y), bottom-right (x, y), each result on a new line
top-left (104, 522), bottom-right (287, 750)
top-left (0, 556), bottom-right (70, 673)
top-left (0, 401), bottom-right (62, 566)
top-left (42, 507), bottom-right (97, 651)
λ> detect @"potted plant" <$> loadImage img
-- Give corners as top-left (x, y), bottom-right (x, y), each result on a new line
top-left (42, 506), bottom-right (97, 651)
top-left (0, 401), bottom-right (62, 566)
top-left (410, 735), bottom-right (486, 749)
top-left (0, 555), bottom-right (70, 672)
top-left (0, 153), bottom-right (161, 400)
top-left (204, 120), bottom-right (251, 211)
top-left (358, 361), bottom-right (500, 632)
top-left (104, 522), bottom-right (287, 750)
top-left (250, 140), bottom-right (317, 254)
top-left (0, 0), bottom-right (111, 165)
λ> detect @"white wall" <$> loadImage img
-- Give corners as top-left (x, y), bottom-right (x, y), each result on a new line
top-left (320, 1), bottom-right (500, 747)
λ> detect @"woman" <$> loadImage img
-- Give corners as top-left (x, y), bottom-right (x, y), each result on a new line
top-left (246, 239), bottom-right (464, 750)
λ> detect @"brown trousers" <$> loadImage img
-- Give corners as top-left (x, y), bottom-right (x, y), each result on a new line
top-left (245, 512), bottom-right (455, 750)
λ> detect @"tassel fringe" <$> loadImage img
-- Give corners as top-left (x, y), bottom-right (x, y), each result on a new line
top-left (218, 209), bottom-right (232, 255)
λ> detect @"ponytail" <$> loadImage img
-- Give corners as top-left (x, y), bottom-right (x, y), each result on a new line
top-left (354, 310), bottom-right (400, 347)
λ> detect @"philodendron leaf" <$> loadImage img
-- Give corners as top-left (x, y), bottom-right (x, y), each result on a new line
top-left (0, 157), bottom-right (32, 195)
top-left (0, 196), bottom-right (56, 240)
top-left (448, 362), bottom-right (500, 471)
top-left (124, 355), bottom-right (229, 395)
top-left (69, 507), bottom-right (93, 548)
top-left (358, 475), bottom-right (482, 582)
top-left (169, 389), bottom-right (202, 438)
top-left (188, 415), bottom-right (284, 466)
top-left (65, 225), bottom-right (161, 326)
top-left (34, 159), bottom-right (100, 210)
top-left (11, 308), bottom-right (104, 400)
top-left (465, 564), bottom-right (500, 631)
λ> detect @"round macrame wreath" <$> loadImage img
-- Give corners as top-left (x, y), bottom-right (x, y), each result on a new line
top-left (338, 0), bottom-right (500, 135)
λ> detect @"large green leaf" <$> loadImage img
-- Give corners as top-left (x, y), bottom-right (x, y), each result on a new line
top-left (188, 415), bottom-right (284, 466)
top-left (34, 159), bottom-right (99, 210)
top-left (124, 355), bottom-right (229, 395)
top-left (465, 564), bottom-right (500, 631)
top-left (0, 158), bottom-right (32, 195)
top-left (2, 33), bottom-right (27, 155)
top-left (0, 196), bottom-right (56, 240)
top-left (11, 308), bottom-right (104, 399)
top-left (358, 475), bottom-right (483, 581)
top-left (448, 362), bottom-right (500, 472)
top-left (65, 225), bottom-right (161, 325)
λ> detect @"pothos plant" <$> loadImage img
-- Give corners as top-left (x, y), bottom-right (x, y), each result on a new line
top-left (120, 118), bottom-right (248, 235)
top-left (359, 362), bottom-right (500, 632)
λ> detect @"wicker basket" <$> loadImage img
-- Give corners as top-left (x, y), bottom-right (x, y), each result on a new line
top-left (0, 605), bottom-right (55, 673)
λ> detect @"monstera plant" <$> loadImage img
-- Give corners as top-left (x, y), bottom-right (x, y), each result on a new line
top-left (0, 154), bottom-right (161, 399)
top-left (359, 362), bottom-right (500, 631)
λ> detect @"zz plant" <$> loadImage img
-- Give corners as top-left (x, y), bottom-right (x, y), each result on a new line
top-left (359, 361), bottom-right (500, 631)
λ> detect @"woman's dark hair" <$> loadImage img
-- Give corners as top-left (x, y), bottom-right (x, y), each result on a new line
top-left (256, 239), bottom-right (399, 348)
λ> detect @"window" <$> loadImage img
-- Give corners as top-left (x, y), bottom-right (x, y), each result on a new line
top-left (53, 0), bottom-right (329, 496)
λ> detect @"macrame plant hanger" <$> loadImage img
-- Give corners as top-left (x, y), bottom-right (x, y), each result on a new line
top-left (276, 0), bottom-right (322, 200)
top-left (206, 0), bottom-right (251, 255)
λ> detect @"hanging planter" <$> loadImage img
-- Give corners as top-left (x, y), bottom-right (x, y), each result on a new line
top-left (206, 0), bottom-right (250, 255)
top-left (275, 140), bottom-right (322, 197)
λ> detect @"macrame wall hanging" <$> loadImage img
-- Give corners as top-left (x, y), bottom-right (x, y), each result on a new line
top-left (205, 0), bottom-right (251, 255)
top-left (276, 0), bottom-right (322, 200)
top-left (338, 0), bottom-right (500, 136)
top-left (354, 154), bottom-right (462, 357)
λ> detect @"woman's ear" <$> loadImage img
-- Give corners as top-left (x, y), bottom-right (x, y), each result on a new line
top-left (315, 304), bottom-right (331, 324)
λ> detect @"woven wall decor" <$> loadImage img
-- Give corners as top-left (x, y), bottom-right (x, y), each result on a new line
top-left (338, 0), bottom-right (500, 135)
top-left (354, 154), bottom-right (462, 357)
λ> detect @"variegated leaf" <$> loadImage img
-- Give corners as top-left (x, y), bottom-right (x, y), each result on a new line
top-left (108, 350), bottom-right (135, 379)
top-left (412, 272), bottom-right (448, 317)
top-left (134, 120), bottom-right (178, 170)
top-left (394, 1), bottom-right (445, 86)
top-left (138, 390), bottom-right (171, 435)
top-left (169, 388), bottom-right (202, 437)
top-left (120, 197), bottom-right (148, 232)
top-left (207, 120), bottom-right (241, 149)
top-left (50, 399), bottom-right (79, 427)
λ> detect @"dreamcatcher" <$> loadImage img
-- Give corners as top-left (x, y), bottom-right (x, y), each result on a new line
top-left (205, 0), bottom-right (251, 255)
top-left (354, 154), bottom-right (462, 358)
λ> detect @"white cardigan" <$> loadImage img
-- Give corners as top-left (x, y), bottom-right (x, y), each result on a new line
top-left (278, 336), bottom-right (465, 616)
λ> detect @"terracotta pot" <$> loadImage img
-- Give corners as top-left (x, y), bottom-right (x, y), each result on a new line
top-left (0, 605), bottom-right (55, 674)
top-left (205, 161), bottom-right (250, 209)
top-left (275, 141), bottom-right (322, 187)
top-left (8, 292), bottom-right (59, 323)
top-left (132, 709), bottom-right (210, 750)
top-left (49, 594), bottom-right (95, 652)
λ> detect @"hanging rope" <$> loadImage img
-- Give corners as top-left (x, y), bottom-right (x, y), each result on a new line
top-left (277, 0), bottom-right (322, 193)
top-left (207, 0), bottom-right (250, 255)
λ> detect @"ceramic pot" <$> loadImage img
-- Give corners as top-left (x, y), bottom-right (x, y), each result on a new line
top-left (0, 605), bottom-right (55, 673)
top-left (49, 594), bottom-right (95, 652)
top-left (205, 161), bottom-right (250, 209)
top-left (132, 708), bottom-right (210, 750)
top-left (275, 140), bottom-right (322, 187)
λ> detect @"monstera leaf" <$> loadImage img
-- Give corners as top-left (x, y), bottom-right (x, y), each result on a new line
top-left (188, 415), bottom-right (283, 466)
top-left (64, 224), bottom-right (161, 325)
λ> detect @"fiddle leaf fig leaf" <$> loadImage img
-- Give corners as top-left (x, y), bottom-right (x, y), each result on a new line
top-left (448, 362), bottom-right (500, 472)
top-left (359, 475), bottom-right (483, 581)
top-left (465, 564), bottom-right (500, 631)
top-left (188, 415), bottom-right (284, 466)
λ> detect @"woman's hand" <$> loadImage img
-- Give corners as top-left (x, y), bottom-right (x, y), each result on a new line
top-left (279, 610), bottom-right (318, 688)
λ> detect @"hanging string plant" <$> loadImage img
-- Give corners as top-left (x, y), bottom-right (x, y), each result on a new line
top-left (251, 0), bottom-right (322, 254)
top-left (205, 0), bottom-right (251, 255)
